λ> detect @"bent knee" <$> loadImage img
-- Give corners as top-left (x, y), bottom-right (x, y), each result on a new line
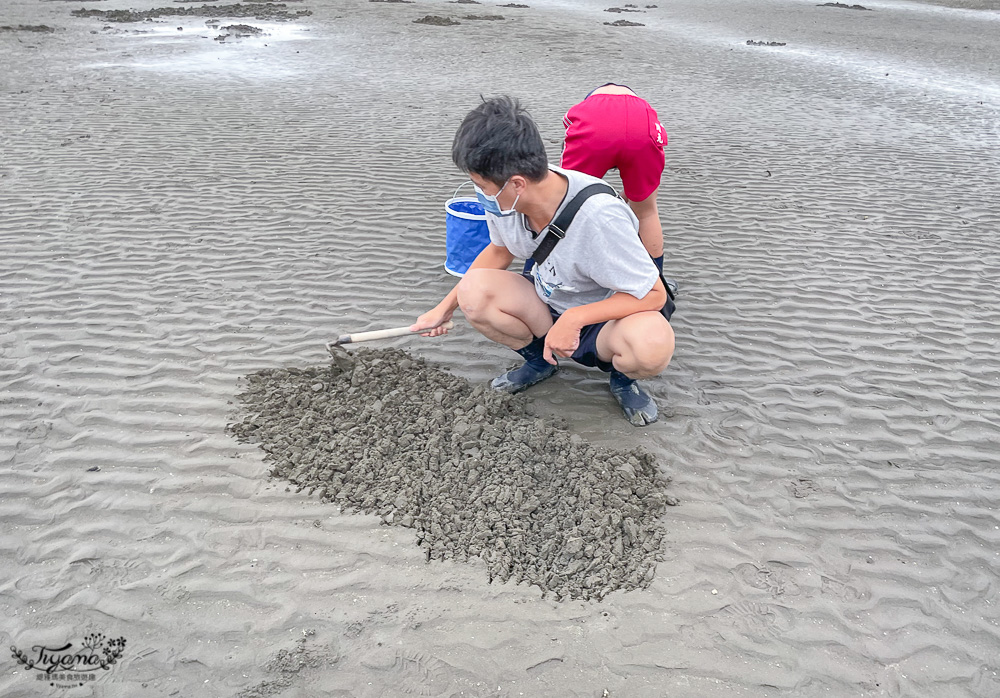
top-left (632, 349), bottom-right (672, 377)
top-left (627, 322), bottom-right (674, 376)
top-left (647, 321), bottom-right (674, 353)
top-left (456, 270), bottom-right (495, 319)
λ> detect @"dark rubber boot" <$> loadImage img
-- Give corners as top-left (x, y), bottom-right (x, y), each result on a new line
top-left (609, 370), bottom-right (658, 426)
top-left (491, 336), bottom-right (557, 394)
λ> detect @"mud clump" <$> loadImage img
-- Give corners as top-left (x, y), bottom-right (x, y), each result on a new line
top-left (0, 25), bottom-right (57, 32)
top-left (71, 3), bottom-right (311, 22)
top-left (604, 19), bottom-right (644, 26)
top-left (214, 23), bottom-right (265, 40)
top-left (413, 15), bottom-right (460, 25)
top-left (222, 23), bottom-right (263, 34)
top-left (817, 2), bottom-right (872, 9)
top-left (747, 39), bottom-right (786, 46)
top-left (228, 348), bottom-right (677, 601)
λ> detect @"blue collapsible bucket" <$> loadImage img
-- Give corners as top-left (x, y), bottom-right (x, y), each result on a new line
top-left (444, 184), bottom-right (490, 277)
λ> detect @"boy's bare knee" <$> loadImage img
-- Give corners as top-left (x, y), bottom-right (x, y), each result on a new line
top-left (619, 321), bottom-right (673, 377)
top-left (628, 346), bottom-right (672, 378)
top-left (457, 271), bottom-right (493, 320)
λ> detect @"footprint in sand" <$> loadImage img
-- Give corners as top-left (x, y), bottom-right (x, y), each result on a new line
top-left (20, 420), bottom-right (52, 443)
top-left (14, 561), bottom-right (83, 594)
top-left (715, 601), bottom-right (795, 641)
top-left (156, 581), bottom-right (191, 602)
top-left (680, 600), bottom-right (795, 648)
top-left (70, 557), bottom-right (152, 588)
top-left (346, 602), bottom-right (400, 637)
top-left (731, 561), bottom-right (803, 597)
top-left (678, 620), bottom-right (718, 649)
top-left (789, 477), bottom-right (820, 498)
top-left (360, 649), bottom-right (454, 696)
top-left (13, 419), bottom-right (53, 457)
top-left (820, 575), bottom-right (870, 602)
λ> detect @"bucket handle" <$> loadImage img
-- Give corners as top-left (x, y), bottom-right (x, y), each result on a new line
top-left (453, 180), bottom-right (475, 198)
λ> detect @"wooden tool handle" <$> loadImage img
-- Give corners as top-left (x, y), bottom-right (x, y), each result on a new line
top-left (334, 321), bottom-right (454, 345)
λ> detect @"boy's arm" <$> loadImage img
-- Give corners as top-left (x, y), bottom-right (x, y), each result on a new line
top-left (411, 244), bottom-right (515, 335)
top-left (544, 279), bottom-right (667, 361)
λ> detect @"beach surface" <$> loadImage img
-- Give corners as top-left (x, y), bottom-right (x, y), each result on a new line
top-left (2, 0), bottom-right (1000, 696)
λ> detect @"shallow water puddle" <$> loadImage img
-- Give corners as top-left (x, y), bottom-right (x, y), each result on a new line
top-left (83, 20), bottom-right (315, 77)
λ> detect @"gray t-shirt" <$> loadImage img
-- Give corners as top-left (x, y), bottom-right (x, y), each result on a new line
top-left (487, 165), bottom-right (659, 316)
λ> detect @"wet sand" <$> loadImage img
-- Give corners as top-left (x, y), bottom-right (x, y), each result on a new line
top-left (2, 0), bottom-right (999, 696)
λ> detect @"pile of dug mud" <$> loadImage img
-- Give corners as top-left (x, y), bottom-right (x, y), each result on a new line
top-left (228, 348), bottom-right (676, 601)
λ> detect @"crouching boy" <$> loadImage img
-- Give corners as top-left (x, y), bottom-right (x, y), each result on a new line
top-left (412, 96), bottom-right (674, 426)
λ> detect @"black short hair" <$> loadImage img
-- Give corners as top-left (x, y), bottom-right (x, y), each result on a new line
top-left (452, 96), bottom-right (548, 186)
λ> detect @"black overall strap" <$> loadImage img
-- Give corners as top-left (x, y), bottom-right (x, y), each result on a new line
top-left (529, 182), bottom-right (618, 267)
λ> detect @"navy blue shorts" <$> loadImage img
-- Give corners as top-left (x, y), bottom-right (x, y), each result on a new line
top-left (521, 270), bottom-right (614, 372)
top-left (548, 307), bottom-right (614, 373)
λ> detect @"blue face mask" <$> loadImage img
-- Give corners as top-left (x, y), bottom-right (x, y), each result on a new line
top-left (474, 178), bottom-right (520, 217)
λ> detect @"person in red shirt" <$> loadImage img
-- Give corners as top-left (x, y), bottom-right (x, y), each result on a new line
top-left (561, 83), bottom-right (668, 274)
